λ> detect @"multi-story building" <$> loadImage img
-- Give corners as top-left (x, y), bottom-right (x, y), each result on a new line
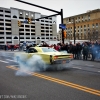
top-left (63, 9), bottom-right (100, 41)
top-left (0, 7), bottom-right (57, 45)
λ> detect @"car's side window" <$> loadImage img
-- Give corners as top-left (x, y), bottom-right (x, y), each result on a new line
top-left (28, 48), bottom-right (37, 53)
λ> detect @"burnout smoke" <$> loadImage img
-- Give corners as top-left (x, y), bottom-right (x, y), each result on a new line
top-left (15, 55), bottom-right (47, 76)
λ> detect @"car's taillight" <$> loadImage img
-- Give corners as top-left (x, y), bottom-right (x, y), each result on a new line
top-left (70, 55), bottom-right (73, 58)
top-left (54, 56), bottom-right (58, 60)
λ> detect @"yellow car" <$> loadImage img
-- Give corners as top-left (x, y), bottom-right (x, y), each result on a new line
top-left (14, 47), bottom-right (73, 70)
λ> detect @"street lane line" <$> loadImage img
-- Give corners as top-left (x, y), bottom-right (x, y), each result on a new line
top-left (6, 66), bottom-right (100, 96)
top-left (98, 71), bottom-right (100, 73)
top-left (72, 67), bottom-right (82, 69)
top-left (6, 59), bottom-right (17, 62)
top-left (0, 60), bottom-right (9, 63)
top-left (86, 64), bottom-right (94, 66)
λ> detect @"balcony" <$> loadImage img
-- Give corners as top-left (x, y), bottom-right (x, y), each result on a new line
top-left (5, 21), bottom-right (11, 23)
top-left (0, 30), bottom-right (4, 32)
top-left (5, 30), bottom-right (11, 32)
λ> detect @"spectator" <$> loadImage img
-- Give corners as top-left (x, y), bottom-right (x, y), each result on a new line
top-left (72, 44), bottom-right (77, 59)
top-left (77, 42), bottom-right (82, 59)
top-left (69, 42), bottom-right (73, 53)
top-left (82, 43), bottom-right (89, 60)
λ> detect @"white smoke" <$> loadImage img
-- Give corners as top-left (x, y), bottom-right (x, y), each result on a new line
top-left (15, 55), bottom-right (47, 76)
top-left (14, 54), bottom-right (72, 76)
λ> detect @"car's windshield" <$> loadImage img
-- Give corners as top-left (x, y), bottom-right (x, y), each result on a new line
top-left (42, 47), bottom-right (58, 52)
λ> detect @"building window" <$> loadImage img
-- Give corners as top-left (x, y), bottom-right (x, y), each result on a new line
top-left (0, 19), bottom-right (4, 21)
top-left (19, 33), bottom-right (24, 35)
top-left (46, 37), bottom-right (49, 39)
top-left (5, 19), bottom-right (11, 22)
top-left (82, 16), bottom-right (83, 21)
top-left (0, 14), bottom-right (3, 17)
top-left (92, 24), bottom-right (94, 28)
top-left (50, 37), bottom-right (52, 39)
top-left (41, 37), bottom-right (45, 39)
top-left (13, 15), bottom-right (17, 18)
top-left (20, 12), bottom-right (23, 15)
top-left (26, 29), bottom-right (30, 31)
top-left (0, 32), bottom-right (4, 35)
top-left (0, 10), bottom-right (3, 12)
top-left (31, 33), bottom-right (35, 35)
top-left (26, 37), bottom-right (30, 39)
top-left (84, 25), bottom-right (86, 28)
top-left (6, 37), bottom-right (11, 39)
top-left (88, 15), bottom-right (90, 20)
top-left (0, 27), bottom-right (4, 30)
top-left (78, 17), bottom-right (80, 22)
top-left (5, 23), bottom-right (11, 26)
top-left (96, 23), bottom-right (98, 27)
top-left (19, 17), bottom-right (23, 19)
top-left (37, 37), bottom-right (40, 39)
top-left (26, 13), bottom-right (28, 16)
top-left (31, 26), bottom-right (35, 28)
top-left (75, 18), bottom-right (77, 22)
top-left (20, 37), bottom-right (24, 39)
top-left (5, 15), bottom-right (11, 18)
top-left (26, 33), bottom-right (30, 35)
top-left (41, 30), bottom-right (44, 32)
top-left (31, 37), bottom-right (35, 39)
top-left (41, 34), bottom-right (45, 36)
top-left (5, 10), bottom-right (10, 13)
top-left (46, 34), bottom-right (49, 36)
top-left (14, 36), bottom-right (18, 39)
top-left (50, 34), bottom-right (52, 36)
top-left (31, 14), bottom-right (33, 17)
top-left (0, 37), bottom-right (4, 39)
top-left (6, 32), bottom-right (11, 35)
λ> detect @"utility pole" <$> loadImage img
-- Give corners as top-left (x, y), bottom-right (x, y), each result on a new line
top-left (61, 9), bottom-right (64, 44)
top-left (73, 18), bottom-right (76, 44)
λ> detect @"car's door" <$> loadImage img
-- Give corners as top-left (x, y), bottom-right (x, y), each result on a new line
top-left (27, 48), bottom-right (38, 58)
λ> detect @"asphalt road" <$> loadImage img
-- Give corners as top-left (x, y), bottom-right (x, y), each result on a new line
top-left (0, 51), bottom-right (100, 100)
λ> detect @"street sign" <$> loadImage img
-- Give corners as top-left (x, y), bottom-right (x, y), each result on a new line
top-left (59, 24), bottom-right (66, 30)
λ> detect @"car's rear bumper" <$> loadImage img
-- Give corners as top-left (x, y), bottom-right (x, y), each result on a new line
top-left (52, 59), bottom-right (73, 64)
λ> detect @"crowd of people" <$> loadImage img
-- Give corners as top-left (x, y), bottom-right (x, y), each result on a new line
top-left (1, 40), bottom-right (100, 61)
top-left (37, 41), bottom-right (100, 61)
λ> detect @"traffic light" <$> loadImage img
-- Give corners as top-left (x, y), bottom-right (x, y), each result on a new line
top-left (18, 20), bottom-right (21, 27)
top-left (63, 30), bottom-right (67, 39)
top-left (28, 18), bottom-right (31, 24)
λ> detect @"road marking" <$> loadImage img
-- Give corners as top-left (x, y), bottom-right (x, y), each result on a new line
top-left (86, 64), bottom-right (94, 66)
top-left (6, 59), bottom-right (17, 62)
top-left (0, 60), bottom-right (9, 63)
top-left (72, 67), bottom-right (82, 69)
top-left (6, 66), bottom-right (100, 96)
top-left (98, 71), bottom-right (100, 73)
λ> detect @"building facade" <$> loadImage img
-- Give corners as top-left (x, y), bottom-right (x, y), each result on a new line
top-left (63, 9), bottom-right (100, 42)
top-left (0, 7), bottom-right (57, 45)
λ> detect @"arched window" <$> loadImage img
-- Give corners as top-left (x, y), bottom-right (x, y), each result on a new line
top-left (13, 15), bottom-right (17, 18)
top-left (53, 21), bottom-right (56, 24)
top-left (14, 36), bottom-right (18, 39)
top-left (37, 37), bottom-right (40, 39)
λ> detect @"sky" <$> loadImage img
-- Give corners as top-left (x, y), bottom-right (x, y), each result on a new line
top-left (0, 0), bottom-right (100, 32)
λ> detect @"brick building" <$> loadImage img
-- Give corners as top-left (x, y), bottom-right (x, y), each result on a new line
top-left (63, 9), bottom-right (100, 41)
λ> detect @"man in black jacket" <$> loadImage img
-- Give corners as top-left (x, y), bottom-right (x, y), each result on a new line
top-left (72, 44), bottom-right (77, 59)
top-left (77, 43), bottom-right (82, 59)
top-left (82, 43), bottom-right (89, 60)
